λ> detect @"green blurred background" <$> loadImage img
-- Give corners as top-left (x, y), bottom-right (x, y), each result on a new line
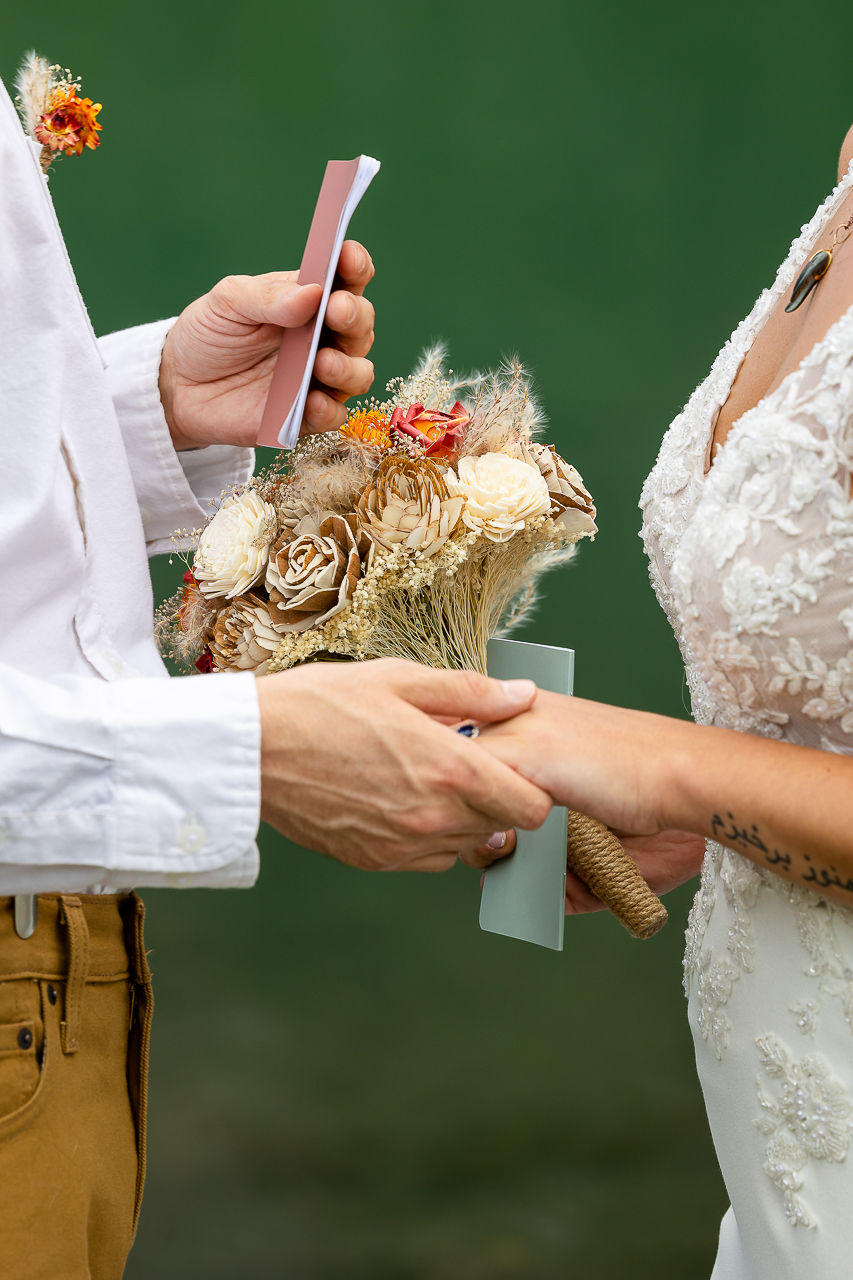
top-left (6, 1), bottom-right (853, 1274)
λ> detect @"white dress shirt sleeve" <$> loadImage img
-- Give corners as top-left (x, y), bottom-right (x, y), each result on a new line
top-left (98, 319), bottom-right (255, 555)
top-left (0, 664), bottom-right (261, 894)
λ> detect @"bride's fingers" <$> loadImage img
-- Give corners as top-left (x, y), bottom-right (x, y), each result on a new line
top-left (461, 828), bottom-right (517, 870)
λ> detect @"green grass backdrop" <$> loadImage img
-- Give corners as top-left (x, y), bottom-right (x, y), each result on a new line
top-left (5, 1), bottom-right (853, 1274)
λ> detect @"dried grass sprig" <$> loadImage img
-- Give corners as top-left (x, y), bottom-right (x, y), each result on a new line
top-left (14, 51), bottom-right (53, 138)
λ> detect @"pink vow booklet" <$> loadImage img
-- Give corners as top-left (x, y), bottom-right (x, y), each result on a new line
top-left (257, 155), bottom-right (381, 449)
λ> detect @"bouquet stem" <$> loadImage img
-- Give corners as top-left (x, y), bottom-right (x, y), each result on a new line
top-left (565, 811), bottom-right (668, 939)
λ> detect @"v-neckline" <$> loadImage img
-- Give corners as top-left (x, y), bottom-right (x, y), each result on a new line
top-left (701, 165), bottom-right (853, 480)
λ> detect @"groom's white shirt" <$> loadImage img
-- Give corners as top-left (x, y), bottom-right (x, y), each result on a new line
top-left (0, 81), bottom-right (262, 893)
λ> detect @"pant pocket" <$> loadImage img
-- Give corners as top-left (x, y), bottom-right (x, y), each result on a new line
top-left (0, 981), bottom-right (56, 1139)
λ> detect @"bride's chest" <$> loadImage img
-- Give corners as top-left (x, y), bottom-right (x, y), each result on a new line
top-left (642, 348), bottom-right (853, 749)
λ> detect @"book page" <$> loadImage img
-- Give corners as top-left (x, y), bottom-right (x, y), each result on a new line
top-left (257, 155), bottom-right (381, 449)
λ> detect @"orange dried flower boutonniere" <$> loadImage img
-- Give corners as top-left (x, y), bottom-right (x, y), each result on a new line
top-left (14, 51), bottom-right (102, 176)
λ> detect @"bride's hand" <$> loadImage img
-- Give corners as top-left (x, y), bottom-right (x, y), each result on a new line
top-left (476, 690), bottom-right (683, 837)
top-left (158, 240), bottom-right (375, 450)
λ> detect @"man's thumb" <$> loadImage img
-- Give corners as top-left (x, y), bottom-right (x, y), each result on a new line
top-left (391, 663), bottom-right (537, 722)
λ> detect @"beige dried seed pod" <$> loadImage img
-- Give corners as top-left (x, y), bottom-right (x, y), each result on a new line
top-left (357, 456), bottom-right (464, 558)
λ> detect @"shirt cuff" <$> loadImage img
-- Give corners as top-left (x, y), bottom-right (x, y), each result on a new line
top-left (98, 319), bottom-right (255, 553)
top-left (0, 668), bottom-right (261, 893)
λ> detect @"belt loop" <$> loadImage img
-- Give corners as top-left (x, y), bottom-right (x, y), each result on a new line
top-left (59, 895), bottom-right (90, 1055)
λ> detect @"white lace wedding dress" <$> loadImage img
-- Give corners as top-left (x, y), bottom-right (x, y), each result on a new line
top-left (640, 163), bottom-right (853, 1278)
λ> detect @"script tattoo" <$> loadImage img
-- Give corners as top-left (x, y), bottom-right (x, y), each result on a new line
top-left (709, 810), bottom-right (853, 896)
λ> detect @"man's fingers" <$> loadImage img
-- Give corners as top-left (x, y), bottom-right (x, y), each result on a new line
top-left (386, 661), bottom-right (538, 724)
top-left (301, 389), bottom-right (348, 433)
top-left (211, 273), bottom-right (322, 329)
top-left (459, 828), bottom-right (517, 869)
top-left (313, 348), bottom-right (375, 397)
top-left (396, 852), bottom-right (460, 873)
top-left (336, 240), bottom-right (375, 296)
top-left (324, 292), bottom-right (375, 356)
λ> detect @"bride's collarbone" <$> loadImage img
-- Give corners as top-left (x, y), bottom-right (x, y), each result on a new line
top-left (709, 228), bottom-right (853, 469)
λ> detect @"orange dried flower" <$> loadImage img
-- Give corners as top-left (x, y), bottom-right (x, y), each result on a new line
top-left (35, 84), bottom-right (102, 157)
top-left (340, 408), bottom-right (393, 450)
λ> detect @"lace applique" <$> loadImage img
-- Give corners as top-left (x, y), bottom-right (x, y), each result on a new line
top-left (683, 631), bottom-right (788, 736)
top-left (643, 164), bottom-right (853, 1072)
top-left (720, 548), bottom-right (836, 637)
top-left (684, 845), bottom-right (762, 1058)
top-left (800, 650), bottom-right (853, 734)
top-left (786, 887), bottom-right (853, 1037)
top-left (754, 1035), bottom-right (853, 1228)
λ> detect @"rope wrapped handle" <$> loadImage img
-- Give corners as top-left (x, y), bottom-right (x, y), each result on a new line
top-left (565, 810), bottom-right (667, 940)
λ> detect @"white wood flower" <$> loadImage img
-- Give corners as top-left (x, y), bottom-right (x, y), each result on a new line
top-left (446, 452), bottom-right (550, 543)
top-left (194, 491), bottom-right (276, 599)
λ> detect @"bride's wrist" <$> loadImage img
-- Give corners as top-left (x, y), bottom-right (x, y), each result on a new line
top-left (649, 718), bottom-right (716, 838)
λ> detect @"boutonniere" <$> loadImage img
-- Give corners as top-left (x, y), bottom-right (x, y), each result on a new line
top-left (14, 51), bottom-right (102, 176)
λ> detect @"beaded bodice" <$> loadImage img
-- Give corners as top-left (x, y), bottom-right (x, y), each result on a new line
top-left (641, 163), bottom-right (853, 754)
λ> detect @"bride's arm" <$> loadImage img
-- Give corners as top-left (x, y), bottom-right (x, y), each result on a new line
top-left (478, 693), bottom-right (853, 906)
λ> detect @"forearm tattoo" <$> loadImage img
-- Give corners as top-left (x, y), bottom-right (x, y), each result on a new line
top-left (710, 811), bottom-right (853, 895)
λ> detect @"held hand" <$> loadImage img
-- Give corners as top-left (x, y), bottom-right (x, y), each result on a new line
top-left (158, 240), bottom-right (376, 451)
top-left (256, 659), bottom-right (552, 872)
top-left (477, 690), bottom-right (685, 837)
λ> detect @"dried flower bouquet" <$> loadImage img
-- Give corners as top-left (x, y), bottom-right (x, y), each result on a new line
top-left (156, 349), bottom-right (597, 678)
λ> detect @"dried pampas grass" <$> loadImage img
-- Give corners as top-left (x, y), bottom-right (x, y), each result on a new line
top-left (14, 51), bottom-right (53, 139)
top-left (285, 446), bottom-right (372, 515)
top-left (460, 359), bottom-right (544, 458)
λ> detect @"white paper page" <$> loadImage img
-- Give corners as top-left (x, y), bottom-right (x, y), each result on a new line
top-left (280, 155), bottom-right (381, 447)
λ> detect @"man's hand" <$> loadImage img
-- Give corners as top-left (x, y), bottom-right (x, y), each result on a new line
top-left (255, 659), bottom-right (552, 872)
top-left (158, 240), bottom-right (375, 451)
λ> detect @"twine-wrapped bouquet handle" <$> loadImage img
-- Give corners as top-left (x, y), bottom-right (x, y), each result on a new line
top-left (565, 810), bottom-right (667, 940)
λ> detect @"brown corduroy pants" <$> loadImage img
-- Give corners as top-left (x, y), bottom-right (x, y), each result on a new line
top-left (0, 893), bottom-right (153, 1280)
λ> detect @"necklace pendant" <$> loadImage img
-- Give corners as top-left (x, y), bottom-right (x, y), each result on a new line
top-left (785, 249), bottom-right (832, 312)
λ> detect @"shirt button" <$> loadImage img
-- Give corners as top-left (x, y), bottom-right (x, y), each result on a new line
top-left (18, 1027), bottom-right (33, 1050)
top-left (47, 984), bottom-right (58, 1006)
top-left (177, 814), bottom-right (207, 854)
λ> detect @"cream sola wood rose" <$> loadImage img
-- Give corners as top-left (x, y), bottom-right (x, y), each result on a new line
top-left (445, 452), bottom-right (551, 543)
top-left (266, 512), bottom-right (371, 633)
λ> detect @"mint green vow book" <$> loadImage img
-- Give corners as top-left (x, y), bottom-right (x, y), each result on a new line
top-left (479, 638), bottom-right (574, 951)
